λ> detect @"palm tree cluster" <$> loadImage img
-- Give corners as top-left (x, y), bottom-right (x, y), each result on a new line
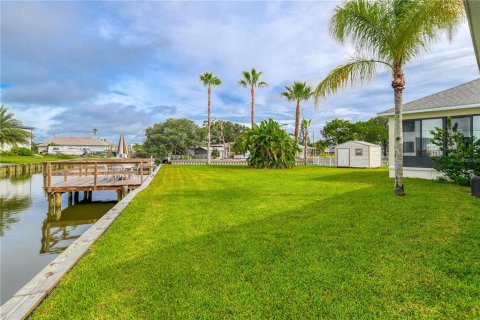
top-left (200, 68), bottom-right (314, 163)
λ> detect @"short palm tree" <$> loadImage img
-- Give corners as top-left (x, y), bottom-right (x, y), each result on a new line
top-left (301, 119), bottom-right (311, 163)
top-left (313, 0), bottom-right (464, 196)
top-left (199, 72), bottom-right (222, 164)
top-left (238, 68), bottom-right (268, 129)
top-left (0, 105), bottom-right (30, 149)
top-left (281, 81), bottom-right (313, 143)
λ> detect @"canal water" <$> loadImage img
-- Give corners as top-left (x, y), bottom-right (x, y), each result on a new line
top-left (0, 172), bottom-right (116, 304)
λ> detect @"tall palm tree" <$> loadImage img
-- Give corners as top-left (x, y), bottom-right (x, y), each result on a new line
top-left (93, 128), bottom-right (98, 137)
top-left (0, 105), bottom-right (30, 149)
top-left (281, 81), bottom-right (313, 143)
top-left (301, 119), bottom-right (311, 164)
top-left (199, 72), bottom-right (222, 164)
top-left (313, 0), bottom-right (464, 196)
top-left (238, 68), bottom-right (268, 128)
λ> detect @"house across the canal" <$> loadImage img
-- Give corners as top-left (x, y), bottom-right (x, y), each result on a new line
top-left (38, 136), bottom-right (114, 156)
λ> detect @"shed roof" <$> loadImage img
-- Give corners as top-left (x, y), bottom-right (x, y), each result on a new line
top-left (335, 140), bottom-right (380, 148)
top-left (39, 136), bottom-right (113, 147)
top-left (378, 78), bottom-right (480, 116)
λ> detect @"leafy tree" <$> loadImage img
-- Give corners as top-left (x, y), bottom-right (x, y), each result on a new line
top-left (238, 68), bottom-right (268, 128)
top-left (0, 105), bottom-right (30, 149)
top-left (203, 120), bottom-right (246, 145)
top-left (280, 81), bottom-right (313, 143)
top-left (313, 0), bottom-right (464, 195)
top-left (312, 139), bottom-right (329, 154)
top-left (321, 119), bottom-right (356, 145)
top-left (239, 119), bottom-right (299, 169)
top-left (431, 118), bottom-right (480, 186)
top-left (199, 72), bottom-right (222, 164)
top-left (143, 118), bottom-right (206, 158)
top-left (132, 143), bottom-right (148, 158)
top-left (354, 116), bottom-right (388, 155)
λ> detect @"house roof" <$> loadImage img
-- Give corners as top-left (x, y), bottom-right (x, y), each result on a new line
top-left (39, 136), bottom-right (113, 147)
top-left (335, 140), bottom-right (380, 148)
top-left (378, 78), bottom-right (480, 116)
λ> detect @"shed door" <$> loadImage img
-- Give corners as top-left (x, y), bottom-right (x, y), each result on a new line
top-left (337, 148), bottom-right (350, 167)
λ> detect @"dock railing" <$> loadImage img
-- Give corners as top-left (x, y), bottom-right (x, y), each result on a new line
top-left (43, 158), bottom-right (155, 193)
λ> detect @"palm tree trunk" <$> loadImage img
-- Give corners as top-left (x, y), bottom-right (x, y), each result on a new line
top-left (207, 86), bottom-right (211, 165)
top-left (295, 102), bottom-right (300, 143)
top-left (304, 130), bottom-right (308, 165)
top-left (392, 68), bottom-right (405, 196)
top-left (251, 87), bottom-right (255, 129)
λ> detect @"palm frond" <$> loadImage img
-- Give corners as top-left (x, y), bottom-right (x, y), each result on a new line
top-left (313, 58), bottom-right (391, 108)
top-left (257, 81), bottom-right (268, 88)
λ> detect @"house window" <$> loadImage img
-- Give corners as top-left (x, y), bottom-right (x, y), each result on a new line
top-left (473, 116), bottom-right (480, 139)
top-left (355, 148), bottom-right (363, 156)
top-left (403, 120), bottom-right (421, 156)
top-left (452, 116), bottom-right (471, 137)
top-left (421, 118), bottom-right (443, 157)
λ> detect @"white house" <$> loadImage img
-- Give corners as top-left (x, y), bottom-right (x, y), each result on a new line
top-left (38, 136), bottom-right (114, 155)
top-left (0, 125), bottom-right (34, 152)
top-left (188, 144), bottom-right (230, 160)
top-left (378, 79), bottom-right (480, 179)
top-left (335, 141), bottom-right (382, 168)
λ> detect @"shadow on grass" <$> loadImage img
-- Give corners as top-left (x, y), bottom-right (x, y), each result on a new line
top-left (33, 181), bottom-right (480, 320)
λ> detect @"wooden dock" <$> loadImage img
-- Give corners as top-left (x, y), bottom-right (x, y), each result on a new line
top-left (43, 158), bottom-right (155, 210)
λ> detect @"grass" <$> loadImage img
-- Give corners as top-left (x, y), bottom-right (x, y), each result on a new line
top-left (0, 154), bottom-right (76, 164)
top-left (32, 166), bottom-right (480, 319)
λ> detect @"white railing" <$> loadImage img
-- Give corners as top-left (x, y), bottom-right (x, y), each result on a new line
top-left (172, 156), bottom-right (336, 167)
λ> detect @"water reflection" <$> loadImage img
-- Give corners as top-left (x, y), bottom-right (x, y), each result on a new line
top-left (0, 173), bottom-right (115, 304)
top-left (0, 176), bottom-right (33, 236)
top-left (40, 201), bottom-right (114, 254)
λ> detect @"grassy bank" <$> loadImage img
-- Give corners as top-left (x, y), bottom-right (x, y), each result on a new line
top-left (0, 155), bottom-right (76, 164)
top-left (32, 166), bottom-right (480, 319)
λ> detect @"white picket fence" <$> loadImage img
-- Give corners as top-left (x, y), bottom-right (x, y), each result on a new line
top-left (172, 156), bottom-right (336, 167)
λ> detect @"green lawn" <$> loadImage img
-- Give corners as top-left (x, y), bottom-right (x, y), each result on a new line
top-left (33, 166), bottom-right (480, 319)
top-left (0, 155), bottom-right (76, 164)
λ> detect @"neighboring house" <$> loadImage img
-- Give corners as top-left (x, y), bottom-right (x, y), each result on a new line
top-left (38, 136), bottom-right (114, 155)
top-left (297, 145), bottom-right (316, 158)
top-left (188, 144), bottom-right (229, 160)
top-left (0, 126), bottom-right (35, 152)
top-left (378, 79), bottom-right (480, 179)
top-left (465, 0), bottom-right (480, 71)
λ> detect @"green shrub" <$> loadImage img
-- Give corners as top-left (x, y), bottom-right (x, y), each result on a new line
top-left (9, 146), bottom-right (33, 156)
top-left (211, 149), bottom-right (220, 159)
top-left (431, 118), bottom-right (480, 185)
top-left (239, 119), bottom-right (299, 169)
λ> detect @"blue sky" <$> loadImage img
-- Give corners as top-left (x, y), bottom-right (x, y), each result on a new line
top-left (1, 1), bottom-right (478, 144)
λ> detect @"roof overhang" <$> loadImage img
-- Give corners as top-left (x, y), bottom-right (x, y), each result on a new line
top-left (465, 0), bottom-right (480, 72)
top-left (377, 103), bottom-right (480, 116)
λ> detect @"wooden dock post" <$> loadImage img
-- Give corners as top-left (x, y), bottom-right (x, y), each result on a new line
top-left (116, 189), bottom-right (122, 201)
top-left (54, 193), bottom-right (62, 210)
top-left (48, 194), bottom-right (54, 210)
top-left (122, 185), bottom-right (128, 198)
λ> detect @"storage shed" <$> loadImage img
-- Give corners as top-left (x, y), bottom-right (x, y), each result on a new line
top-left (335, 141), bottom-right (382, 168)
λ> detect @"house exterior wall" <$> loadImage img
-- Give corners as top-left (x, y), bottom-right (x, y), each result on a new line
top-left (39, 145), bottom-right (111, 154)
top-left (386, 106), bottom-right (480, 179)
